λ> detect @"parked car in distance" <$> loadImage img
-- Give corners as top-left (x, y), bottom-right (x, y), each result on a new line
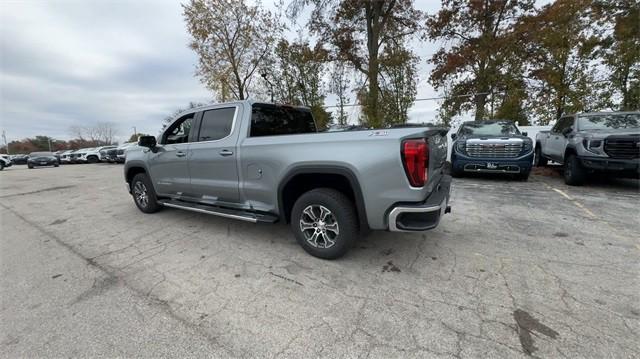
top-left (0, 155), bottom-right (12, 170)
top-left (125, 101), bottom-right (451, 259)
top-left (98, 146), bottom-right (117, 162)
top-left (60, 150), bottom-right (75, 164)
top-left (10, 154), bottom-right (29, 165)
top-left (104, 147), bottom-right (118, 163)
top-left (536, 111), bottom-right (640, 185)
top-left (450, 120), bottom-right (534, 180)
top-left (116, 142), bottom-right (136, 163)
top-left (27, 152), bottom-right (59, 169)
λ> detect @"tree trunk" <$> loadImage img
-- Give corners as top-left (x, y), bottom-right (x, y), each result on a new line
top-left (365, 2), bottom-right (383, 128)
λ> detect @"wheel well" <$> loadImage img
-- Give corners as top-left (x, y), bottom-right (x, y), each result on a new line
top-left (280, 173), bottom-right (359, 224)
top-left (126, 167), bottom-right (146, 184)
top-left (564, 147), bottom-right (576, 161)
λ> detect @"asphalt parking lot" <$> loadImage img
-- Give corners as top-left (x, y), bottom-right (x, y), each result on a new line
top-left (1, 164), bottom-right (638, 358)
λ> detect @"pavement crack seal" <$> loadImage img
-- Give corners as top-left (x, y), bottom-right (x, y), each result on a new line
top-left (513, 309), bottom-right (559, 356)
top-left (268, 271), bottom-right (303, 286)
top-left (0, 202), bottom-right (235, 356)
top-left (0, 185), bottom-right (76, 199)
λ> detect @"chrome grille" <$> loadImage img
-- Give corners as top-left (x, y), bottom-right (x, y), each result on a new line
top-left (465, 143), bottom-right (522, 158)
top-left (604, 135), bottom-right (640, 159)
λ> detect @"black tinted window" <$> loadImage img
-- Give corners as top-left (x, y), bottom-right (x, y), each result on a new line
top-left (250, 104), bottom-right (316, 137)
top-left (198, 108), bottom-right (235, 141)
top-left (164, 114), bottom-right (194, 144)
top-left (553, 117), bottom-right (573, 133)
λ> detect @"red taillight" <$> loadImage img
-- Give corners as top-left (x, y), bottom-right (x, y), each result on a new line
top-left (402, 139), bottom-right (429, 187)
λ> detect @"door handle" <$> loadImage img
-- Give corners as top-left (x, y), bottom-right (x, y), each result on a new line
top-left (176, 151), bottom-right (186, 157)
top-left (219, 149), bottom-right (233, 156)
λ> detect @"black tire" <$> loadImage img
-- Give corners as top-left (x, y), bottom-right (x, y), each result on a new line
top-left (534, 146), bottom-right (548, 167)
top-left (28, 164), bottom-right (34, 169)
top-left (131, 173), bottom-right (161, 213)
top-left (87, 156), bottom-right (98, 163)
top-left (54, 163), bottom-right (59, 167)
top-left (450, 160), bottom-right (463, 178)
top-left (0, 162), bottom-right (4, 171)
top-left (290, 188), bottom-right (358, 259)
top-left (564, 154), bottom-right (586, 186)
top-left (517, 170), bottom-right (530, 181)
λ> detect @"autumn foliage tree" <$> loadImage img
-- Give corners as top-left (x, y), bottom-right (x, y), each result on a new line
top-left (518, 0), bottom-right (601, 123)
top-left (183, 0), bottom-right (281, 101)
top-left (426, 0), bottom-right (535, 123)
top-left (291, 0), bottom-right (422, 128)
top-left (593, 0), bottom-right (640, 111)
top-left (266, 39), bottom-right (333, 129)
top-left (379, 41), bottom-right (418, 125)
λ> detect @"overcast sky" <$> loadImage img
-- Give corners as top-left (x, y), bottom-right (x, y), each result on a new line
top-left (1, 0), bottom-right (443, 143)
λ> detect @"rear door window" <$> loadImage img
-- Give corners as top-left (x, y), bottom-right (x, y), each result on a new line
top-left (197, 107), bottom-right (235, 142)
top-left (250, 104), bottom-right (316, 137)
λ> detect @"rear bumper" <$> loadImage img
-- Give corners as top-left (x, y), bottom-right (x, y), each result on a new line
top-left (579, 156), bottom-right (639, 173)
top-left (452, 152), bottom-right (533, 174)
top-left (387, 175), bottom-right (452, 232)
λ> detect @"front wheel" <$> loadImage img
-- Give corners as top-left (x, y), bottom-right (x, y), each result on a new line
top-left (534, 147), bottom-right (548, 167)
top-left (131, 173), bottom-right (161, 213)
top-left (28, 164), bottom-right (34, 169)
top-left (290, 188), bottom-right (358, 259)
top-left (517, 170), bottom-right (530, 181)
top-left (0, 162), bottom-right (4, 171)
top-left (564, 154), bottom-right (586, 186)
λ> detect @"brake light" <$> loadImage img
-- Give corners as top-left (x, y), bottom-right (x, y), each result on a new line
top-left (402, 139), bottom-right (429, 187)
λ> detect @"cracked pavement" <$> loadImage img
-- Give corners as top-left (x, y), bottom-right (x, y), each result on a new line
top-left (1, 164), bottom-right (638, 358)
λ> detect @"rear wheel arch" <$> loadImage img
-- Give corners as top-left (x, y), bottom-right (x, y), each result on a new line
top-left (278, 166), bottom-right (367, 230)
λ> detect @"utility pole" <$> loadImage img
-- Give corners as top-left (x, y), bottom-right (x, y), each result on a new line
top-left (132, 126), bottom-right (137, 140)
top-left (1, 130), bottom-right (8, 155)
top-left (48, 137), bottom-right (52, 152)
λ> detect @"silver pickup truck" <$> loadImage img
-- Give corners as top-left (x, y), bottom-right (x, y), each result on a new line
top-left (535, 111), bottom-right (640, 185)
top-left (124, 101), bottom-right (451, 259)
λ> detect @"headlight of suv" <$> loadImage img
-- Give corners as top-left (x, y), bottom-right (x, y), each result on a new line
top-left (523, 139), bottom-right (533, 153)
top-left (582, 138), bottom-right (604, 155)
top-left (455, 141), bottom-right (466, 154)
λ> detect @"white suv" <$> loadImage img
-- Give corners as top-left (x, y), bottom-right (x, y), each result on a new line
top-left (0, 155), bottom-right (12, 170)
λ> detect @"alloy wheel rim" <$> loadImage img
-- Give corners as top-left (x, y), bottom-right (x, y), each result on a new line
top-left (133, 181), bottom-right (149, 208)
top-left (299, 205), bottom-right (339, 249)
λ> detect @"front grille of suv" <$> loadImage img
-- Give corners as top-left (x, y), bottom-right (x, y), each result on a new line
top-left (465, 143), bottom-right (523, 158)
top-left (604, 135), bottom-right (640, 159)
top-left (116, 149), bottom-right (125, 155)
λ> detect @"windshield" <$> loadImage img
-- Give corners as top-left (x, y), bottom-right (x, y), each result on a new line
top-left (29, 152), bottom-right (54, 157)
top-left (577, 113), bottom-right (640, 130)
top-left (459, 122), bottom-right (520, 136)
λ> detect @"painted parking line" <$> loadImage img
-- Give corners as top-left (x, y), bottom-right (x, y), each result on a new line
top-left (544, 184), bottom-right (597, 219)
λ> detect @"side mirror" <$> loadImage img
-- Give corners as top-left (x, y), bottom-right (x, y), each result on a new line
top-left (562, 127), bottom-right (572, 137)
top-left (450, 133), bottom-right (457, 140)
top-left (522, 132), bottom-right (528, 137)
top-left (138, 136), bottom-right (157, 148)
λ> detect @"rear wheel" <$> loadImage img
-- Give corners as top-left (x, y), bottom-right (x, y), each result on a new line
top-left (131, 173), bottom-right (161, 213)
top-left (534, 146), bottom-right (548, 167)
top-left (87, 156), bottom-right (98, 163)
top-left (0, 162), bottom-right (4, 171)
top-left (564, 154), bottom-right (586, 186)
top-left (290, 188), bottom-right (358, 259)
top-left (28, 164), bottom-right (34, 169)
